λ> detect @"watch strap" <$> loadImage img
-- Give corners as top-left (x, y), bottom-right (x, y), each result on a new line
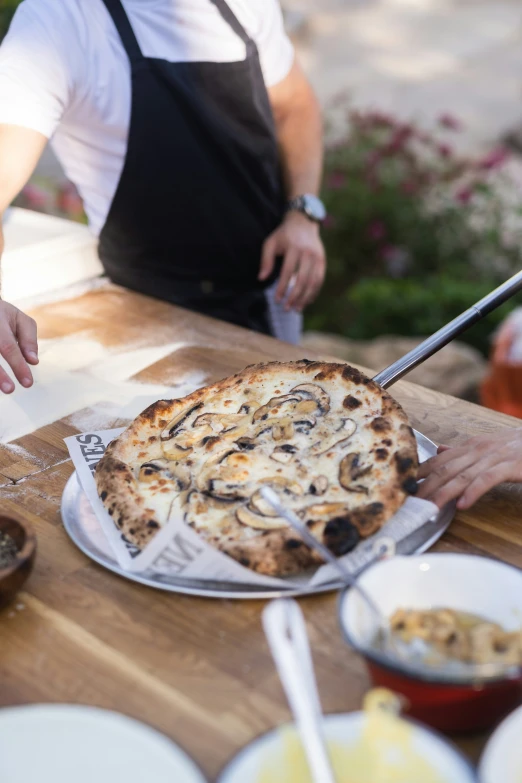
top-left (287, 196), bottom-right (305, 212)
top-left (286, 194), bottom-right (326, 224)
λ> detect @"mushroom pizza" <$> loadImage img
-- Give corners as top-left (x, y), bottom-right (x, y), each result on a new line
top-left (95, 360), bottom-right (419, 576)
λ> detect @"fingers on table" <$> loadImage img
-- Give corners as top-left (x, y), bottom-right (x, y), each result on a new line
top-left (417, 447), bottom-right (489, 508)
top-left (0, 312), bottom-right (38, 393)
top-left (418, 434), bottom-right (522, 509)
top-left (16, 310), bottom-right (39, 365)
top-left (457, 461), bottom-right (518, 509)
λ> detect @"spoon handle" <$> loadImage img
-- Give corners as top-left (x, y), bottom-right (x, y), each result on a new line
top-left (262, 600), bottom-right (337, 783)
top-left (260, 487), bottom-right (385, 621)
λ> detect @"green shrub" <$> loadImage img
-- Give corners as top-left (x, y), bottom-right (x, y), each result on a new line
top-left (0, 0), bottom-right (21, 41)
top-left (307, 109), bottom-right (522, 355)
top-left (305, 275), bottom-right (516, 356)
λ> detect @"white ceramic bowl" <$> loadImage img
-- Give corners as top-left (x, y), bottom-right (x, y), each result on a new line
top-left (479, 703), bottom-right (522, 783)
top-left (339, 553), bottom-right (522, 732)
top-left (217, 712), bottom-right (476, 783)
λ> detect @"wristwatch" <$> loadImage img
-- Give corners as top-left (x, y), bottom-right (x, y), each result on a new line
top-left (287, 194), bottom-right (327, 224)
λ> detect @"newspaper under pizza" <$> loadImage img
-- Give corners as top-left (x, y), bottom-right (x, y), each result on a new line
top-left (95, 360), bottom-right (419, 576)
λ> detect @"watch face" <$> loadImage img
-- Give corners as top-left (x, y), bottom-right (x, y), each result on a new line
top-left (303, 194), bottom-right (327, 222)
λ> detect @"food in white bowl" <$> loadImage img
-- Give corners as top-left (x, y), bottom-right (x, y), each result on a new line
top-left (388, 607), bottom-right (522, 668)
top-left (341, 553), bottom-right (522, 681)
top-left (479, 703), bottom-right (522, 783)
top-left (218, 689), bottom-right (476, 783)
top-left (339, 553), bottom-right (522, 733)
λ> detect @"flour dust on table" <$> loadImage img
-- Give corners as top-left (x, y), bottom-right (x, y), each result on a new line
top-left (0, 335), bottom-right (207, 443)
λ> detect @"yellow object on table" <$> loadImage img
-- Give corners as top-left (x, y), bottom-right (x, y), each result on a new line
top-left (257, 690), bottom-right (448, 783)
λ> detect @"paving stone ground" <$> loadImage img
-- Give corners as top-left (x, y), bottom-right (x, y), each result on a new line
top-left (37, 0), bottom-right (522, 177)
top-left (288, 0), bottom-right (522, 153)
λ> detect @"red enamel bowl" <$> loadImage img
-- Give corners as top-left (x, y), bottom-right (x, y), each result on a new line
top-left (339, 554), bottom-right (522, 734)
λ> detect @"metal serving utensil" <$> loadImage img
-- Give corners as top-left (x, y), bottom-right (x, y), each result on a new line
top-left (262, 599), bottom-right (337, 783)
top-left (260, 487), bottom-right (414, 662)
top-left (261, 488), bottom-right (521, 682)
top-left (373, 269), bottom-right (522, 389)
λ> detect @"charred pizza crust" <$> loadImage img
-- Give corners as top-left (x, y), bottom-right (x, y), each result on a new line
top-left (95, 360), bottom-right (418, 576)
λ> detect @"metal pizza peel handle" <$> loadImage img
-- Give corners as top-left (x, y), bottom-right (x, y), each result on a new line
top-left (373, 270), bottom-right (522, 389)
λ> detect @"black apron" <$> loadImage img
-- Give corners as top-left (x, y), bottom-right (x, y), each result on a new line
top-left (98, 0), bottom-right (286, 334)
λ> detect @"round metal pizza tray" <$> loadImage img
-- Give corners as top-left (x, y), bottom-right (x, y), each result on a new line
top-left (61, 430), bottom-right (455, 600)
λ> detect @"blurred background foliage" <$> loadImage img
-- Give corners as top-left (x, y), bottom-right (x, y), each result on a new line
top-left (0, 0), bottom-right (20, 41)
top-left (307, 109), bottom-right (522, 355)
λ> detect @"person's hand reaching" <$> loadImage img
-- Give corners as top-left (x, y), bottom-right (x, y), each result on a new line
top-left (417, 429), bottom-right (522, 509)
top-left (0, 300), bottom-right (38, 393)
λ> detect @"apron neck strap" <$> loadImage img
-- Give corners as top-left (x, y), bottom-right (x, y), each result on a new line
top-left (102, 0), bottom-right (255, 64)
top-left (207, 0), bottom-right (253, 47)
top-left (101, 0), bottom-right (144, 65)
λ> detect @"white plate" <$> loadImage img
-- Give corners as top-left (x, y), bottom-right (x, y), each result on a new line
top-left (217, 712), bottom-right (476, 783)
top-left (0, 704), bottom-right (207, 783)
top-left (479, 704), bottom-right (522, 783)
top-left (61, 430), bottom-right (456, 600)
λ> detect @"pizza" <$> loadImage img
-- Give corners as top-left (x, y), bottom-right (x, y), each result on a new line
top-left (95, 360), bottom-right (418, 576)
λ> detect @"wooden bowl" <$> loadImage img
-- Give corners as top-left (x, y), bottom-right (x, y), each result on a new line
top-left (0, 516), bottom-right (36, 607)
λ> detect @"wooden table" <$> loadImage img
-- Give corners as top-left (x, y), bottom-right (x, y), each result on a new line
top-left (1, 285), bottom-right (521, 779)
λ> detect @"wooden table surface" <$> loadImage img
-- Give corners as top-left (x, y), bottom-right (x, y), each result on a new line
top-left (1, 284), bottom-right (521, 780)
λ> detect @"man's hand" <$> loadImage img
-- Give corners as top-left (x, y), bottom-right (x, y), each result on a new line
top-left (417, 429), bottom-right (522, 509)
top-left (0, 300), bottom-right (38, 393)
top-left (259, 212), bottom-right (326, 311)
top-left (0, 124), bottom-right (47, 393)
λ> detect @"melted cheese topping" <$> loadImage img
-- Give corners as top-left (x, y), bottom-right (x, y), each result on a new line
top-left (133, 365), bottom-right (413, 564)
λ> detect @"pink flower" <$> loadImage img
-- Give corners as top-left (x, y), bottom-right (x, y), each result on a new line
top-left (367, 220), bottom-right (386, 241)
top-left (478, 147), bottom-right (509, 171)
top-left (57, 184), bottom-right (84, 218)
top-left (327, 171), bottom-right (346, 190)
top-left (401, 180), bottom-right (418, 195)
top-left (366, 111), bottom-right (396, 128)
top-left (381, 245), bottom-right (398, 261)
top-left (456, 186), bottom-right (473, 204)
top-left (388, 125), bottom-right (413, 153)
top-left (22, 184), bottom-right (49, 210)
top-left (438, 113), bottom-right (462, 131)
top-left (323, 214), bottom-right (337, 230)
top-left (366, 150), bottom-right (382, 169)
top-left (438, 143), bottom-right (452, 158)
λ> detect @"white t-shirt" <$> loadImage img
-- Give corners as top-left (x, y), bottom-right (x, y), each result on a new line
top-left (0, 0), bottom-right (294, 235)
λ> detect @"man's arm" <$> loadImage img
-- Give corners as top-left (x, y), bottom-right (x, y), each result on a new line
top-left (0, 124), bottom-right (47, 393)
top-left (260, 59), bottom-right (326, 312)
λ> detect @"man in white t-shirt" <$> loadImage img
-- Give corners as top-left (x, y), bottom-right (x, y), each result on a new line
top-left (0, 0), bottom-right (326, 394)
